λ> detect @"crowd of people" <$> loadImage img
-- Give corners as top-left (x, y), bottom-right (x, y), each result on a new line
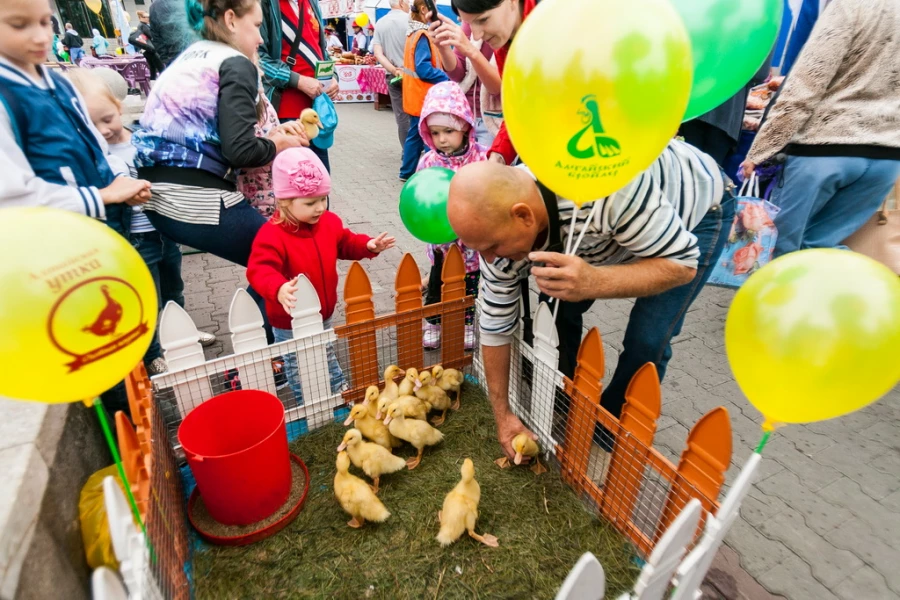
top-left (0, 0), bottom-right (897, 460)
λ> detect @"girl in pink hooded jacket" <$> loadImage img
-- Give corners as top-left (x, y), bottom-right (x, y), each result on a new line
top-left (417, 81), bottom-right (488, 350)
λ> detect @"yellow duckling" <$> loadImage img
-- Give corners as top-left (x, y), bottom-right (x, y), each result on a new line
top-left (383, 403), bottom-right (443, 470)
top-left (398, 367), bottom-right (419, 397)
top-left (415, 371), bottom-right (452, 426)
top-left (334, 451), bottom-right (390, 528)
top-left (382, 365), bottom-right (404, 399)
top-left (299, 108), bottom-right (322, 140)
top-left (432, 365), bottom-right (463, 410)
top-left (363, 385), bottom-right (381, 419)
top-left (495, 433), bottom-right (547, 474)
top-left (344, 403), bottom-right (400, 450)
top-left (338, 429), bottom-right (407, 495)
top-left (436, 458), bottom-right (498, 547)
top-left (376, 394), bottom-right (429, 422)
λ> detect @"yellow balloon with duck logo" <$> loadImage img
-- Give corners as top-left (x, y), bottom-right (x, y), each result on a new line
top-left (0, 208), bottom-right (158, 404)
top-left (501, 0), bottom-right (693, 205)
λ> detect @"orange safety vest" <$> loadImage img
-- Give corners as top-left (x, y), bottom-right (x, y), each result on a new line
top-left (402, 29), bottom-right (442, 117)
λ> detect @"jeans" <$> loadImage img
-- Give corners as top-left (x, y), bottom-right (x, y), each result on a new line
top-left (551, 191), bottom-right (736, 431)
top-left (131, 231), bottom-right (185, 363)
top-left (280, 117), bottom-right (331, 173)
top-left (146, 198), bottom-right (272, 342)
top-left (770, 155), bottom-right (900, 257)
top-left (473, 117), bottom-right (495, 149)
top-left (69, 47), bottom-right (85, 63)
top-left (400, 116), bottom-right (423, 179)
top-left (273, 319), bottom-right (344, 405)
top-left (386, 74), bottom-right (410, 147)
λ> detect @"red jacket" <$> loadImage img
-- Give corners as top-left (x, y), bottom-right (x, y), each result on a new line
top-left (490, 0), bottom-right (538, 166)
top-left (247, 212), bottom-right (377, 330)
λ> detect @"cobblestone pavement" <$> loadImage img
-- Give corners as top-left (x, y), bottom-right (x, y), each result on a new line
top-left (181, 103), bottom-right (900, 600)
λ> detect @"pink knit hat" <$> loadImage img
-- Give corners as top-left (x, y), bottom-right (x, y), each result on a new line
top-left (426, 111), bottom-right (468, 132)
top-left (272, 148), bottom-right (331, 199)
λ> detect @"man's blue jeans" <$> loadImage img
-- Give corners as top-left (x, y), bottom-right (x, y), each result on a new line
top-left (273, 319), bottom-right (344, 405)
top-left (399, 116), bottom-right (423, 179)
top-left (770, 155), bottom-right (900, 257)
top-left (548, 191), bottom-right (736, 428)
top-left (131, 231), bottom-right (184, 363)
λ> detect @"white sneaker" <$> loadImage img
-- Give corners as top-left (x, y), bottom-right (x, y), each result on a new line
top-left (423, 323), bottom-right (441, 349)
top-left (148, 357), bottom-right (168, 376)
top-left (197, 331), bottom-right (216, 346)
top-left (464, 324), bottom-right (475, 350)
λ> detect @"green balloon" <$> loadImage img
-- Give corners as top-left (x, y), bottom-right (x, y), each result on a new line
top-left (673, 0), bottom-right (783, 121)
top-left (398, 167), bottom-right (457, 245)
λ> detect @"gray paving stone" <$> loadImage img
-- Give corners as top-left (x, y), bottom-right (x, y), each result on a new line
top-left (815, 442), bottom-right (900, 501)
top-left (823, 517), bottom-right (900, 595)
top-left (755, 553), bottom-right (840, 600)
top-left (755, 470), bottom-right (853, 536)
top-left (833, 565), bottom-right (893, 600)
top-left (725, 517), bottom-right (793, 575)
top-left (819, 477), bottom-right (900, 547)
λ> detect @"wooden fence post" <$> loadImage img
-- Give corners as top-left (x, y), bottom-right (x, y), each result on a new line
top-left (560, 327), bottom-right (605, 491)
top-left (440, 244), bottom-right (466, 367)
top-left (158, 301), bottom-right (212, 417)
top-left (656, 407), bottom-right (732, 542)
top-left (228, 288), bottom-right (277, 395)
top-left (394, 253), bottom-right (424, 371)
top-left (600, 362), bottom-right (661, 549)
top-left (343, 261), bottom-right (379, 394)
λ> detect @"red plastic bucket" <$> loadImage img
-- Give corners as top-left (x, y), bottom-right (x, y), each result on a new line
top-left (178, 390), bottom-right (291, 526)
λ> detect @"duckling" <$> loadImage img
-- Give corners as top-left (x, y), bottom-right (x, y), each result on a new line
top-left (334, 451), bottom-right (390, 528)
top-left (376, 394), bottom-right (429, 421)
top-left (383, 403), bottom-right (443, 470)
top-left (382, 365), bottom-right (404, 399)
top-left (363, 385), bottom-right (381, 419)
top-left (398, 367), bottom-right (419, 397)
top-left (495, 433), bottom-right (547, 474)
top-left (432, 365), bottom-right (464, 410)
top-left (415, 371), bottom-right (452, 426)
top-left (344, 403), bottom-right (400, 450)
top-left (436, 458), bottom-right (498, 547)
top-left (299, 108), bottom-right (323, 140)
top-left (338, 429), bottom-right (407, 495)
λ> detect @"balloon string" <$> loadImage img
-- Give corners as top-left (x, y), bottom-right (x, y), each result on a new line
top-left (89, 398), bottom-right (147, 537)
top-left (569, 201), bottom-right (601, 259)
top-left (755, 430), bottom-right (772, 454)
top-left (552, 208), bottom-right (583, 322)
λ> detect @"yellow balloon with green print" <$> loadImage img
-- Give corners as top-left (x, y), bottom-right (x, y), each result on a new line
top-left (501, 0), bottom-right (693, 205)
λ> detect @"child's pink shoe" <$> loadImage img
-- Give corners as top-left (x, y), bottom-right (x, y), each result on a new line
top-left (423, 323), bottom-right (441, 349)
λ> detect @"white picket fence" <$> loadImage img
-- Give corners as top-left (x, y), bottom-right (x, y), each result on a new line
top-left (151, 275), bottom-right (346, 438)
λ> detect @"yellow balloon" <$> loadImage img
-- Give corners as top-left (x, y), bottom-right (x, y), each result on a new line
top-left (502, 0), bottom-right (693, 205)
top-left (725, 249), bottom-right (900, 426)
top-left (0, 208), bottom-right (158, 404)
top-left (355, 12), bottom-right (369, 27)
top-left (86, 0), bottom-right (103, 14)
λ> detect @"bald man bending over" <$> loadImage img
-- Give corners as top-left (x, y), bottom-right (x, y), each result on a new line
top-left (448, 140), bottom-right (736, 460)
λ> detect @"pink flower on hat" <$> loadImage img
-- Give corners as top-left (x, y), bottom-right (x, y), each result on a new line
top-left (272, 148), bottom-right (331, 199)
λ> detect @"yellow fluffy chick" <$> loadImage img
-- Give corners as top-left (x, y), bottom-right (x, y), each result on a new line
top-left (415, 371), bottom-right (452, 426)
top-left (299, 108), bottom-right (322, 140)
top-left (334, 451), bottom-right (390, 528)
top-left (363, 385), bottom-right (381, 419)
top-left (398, 367), bottom-right (419, 397)
top-left (382, 365), bottom-right (404, 399)
top-left (436, 458), bottom-right (499, 547)
top-left (432, 365), bottom-right (463, 410)
top-left (338, 429), bottom-right (407, 495)
top-left (495, 433), bottom-right (547, 474)
top-left (383, 403), bottom-right (443, 470)
top-left (344, 403), bottom-right (400, 450)
top-left (376, 394), bottom-right (429, 421)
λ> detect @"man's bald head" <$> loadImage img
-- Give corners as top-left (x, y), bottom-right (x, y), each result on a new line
top-left (448, 162), bottom-right (548, 263)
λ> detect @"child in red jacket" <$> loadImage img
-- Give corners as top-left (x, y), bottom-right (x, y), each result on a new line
top-left (248, 148), bottom-right (395, 404)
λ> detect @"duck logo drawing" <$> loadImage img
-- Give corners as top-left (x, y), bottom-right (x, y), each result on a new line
top-left (48, 277), bottom-right (150, 372)
top-left (566, 95), bottom-right (621, 160)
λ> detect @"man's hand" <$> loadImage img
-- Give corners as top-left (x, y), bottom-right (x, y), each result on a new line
top-left (325, 77), bottom-right (340, 99)
top-left (496, 411), bottom-right (538, 462)
top-left (101, 177), bottom-right (152, 205)
top-left (740, 160), bottom-right (756, 180)
top-left (278, 276), bottom-right (299, 315)
top-left (367, 232), bottom-right (396, 253)
top-left (297, 75), bottom-right (323, 99)
top-left (529, 252), bottom-right (597, 302)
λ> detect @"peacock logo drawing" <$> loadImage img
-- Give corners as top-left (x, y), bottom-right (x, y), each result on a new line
top-left (566, 95), bottom-right (621, 160)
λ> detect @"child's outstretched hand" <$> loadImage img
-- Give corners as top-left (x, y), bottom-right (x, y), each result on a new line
top-left (367, 232), bottom-right (396, 254)
top-left (278, 276), bottom-right (299, 315)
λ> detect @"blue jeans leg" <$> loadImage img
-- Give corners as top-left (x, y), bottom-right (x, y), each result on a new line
top-left (159, 235), bottom-right (185, 307)
top-left (131, 231), bottom-right (165, 363)
top-left (273, 318), bottom-right (344, 406)
top-left (399, 116), bottom-right (423, 179)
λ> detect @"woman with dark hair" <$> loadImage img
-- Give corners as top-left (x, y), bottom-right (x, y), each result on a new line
top-left (433, 0), bottom-right (537, 166)
top-left (130, 10), bottom-right (166, 79)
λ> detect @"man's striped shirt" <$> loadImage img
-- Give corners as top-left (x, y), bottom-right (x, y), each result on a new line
top-left (479, 139), bottom-right (725, 346)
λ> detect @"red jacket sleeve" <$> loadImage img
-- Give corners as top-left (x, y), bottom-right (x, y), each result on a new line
top-left (489, 120), bottom-right (517, 165)
top-left (333, 215), bottom-right (378, 261)
top-left (247, 223), bottom-right (289, 303)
